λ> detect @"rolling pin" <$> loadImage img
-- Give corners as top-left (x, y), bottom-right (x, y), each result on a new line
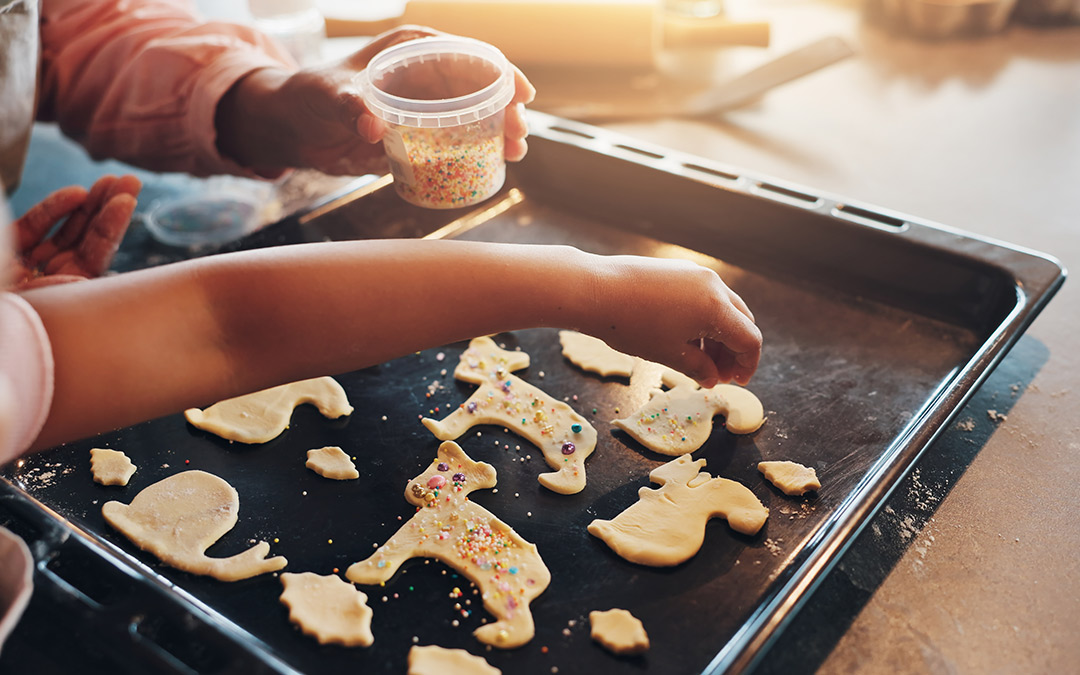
top-left (323, 0), bottom-right (770, 68)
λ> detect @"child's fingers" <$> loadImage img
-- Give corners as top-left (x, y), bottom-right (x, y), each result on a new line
top-left (74, 194), bottom-right (137, 277)
top-left (677, 342), bottom-right (721, 389)
top-left (13, 186), bottom-right (87, 252)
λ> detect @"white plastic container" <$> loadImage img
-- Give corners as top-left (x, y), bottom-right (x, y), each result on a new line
top-left (354, 37), bottom-right (516, 209)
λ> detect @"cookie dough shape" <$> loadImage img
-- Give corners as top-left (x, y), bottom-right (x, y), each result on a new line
top-left (408, 645), bottom-right (501, 675)
top-left (347, 441), bottom-right (550, 649)
top-left (422, 336), bottom-right (596, 495)
top-left (612, 380), bottom-right (765, 456)
top-left (759, 461), bottom-right (820, 496)
top-left (279, 572), bottom-right (373, 647)
top-left (589, 608), bottom-right (650, 655)
top-left (184, 376), bottom-right (353, 444)
top-left (102, 470), bottom-right (287, 581)
top-left (588, 454), bottom-right (768, 566)
top-left (558, 331), bottom-right (637, 378)
top-left (306, 446), bottom-right (359, 480)
top-left (90, 448), bottom-right (137, 486)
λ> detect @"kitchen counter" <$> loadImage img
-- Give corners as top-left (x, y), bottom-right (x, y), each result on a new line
top-left (560, 1), bottom-right (1079, 672)
top-left (5, 1), bottom-right (1079, 673)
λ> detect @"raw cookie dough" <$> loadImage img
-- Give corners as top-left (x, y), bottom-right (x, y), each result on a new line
top-left (279, 572), bottom-right (373, 647)
top-left (422, 336), bottom-right (596, 495)
top-left (184, 376), bottom-right (353, 444)
top-left (758, 461), bottom-right (820, 496)
top-left (558, 330), bottom-right (637, 378)
top-left (305, 446), bottom-right (359, 480)
top-left (408, 645), bottom-right (501, 675)
top-left (102, 470), bottom-right (287, 581)
top-left (347, 441), bottom-right (550, 649)
top-left (612, 380), bottom-right (765, 456)
top-left (588, 454), bottom-right (768, 566)
top-left (90, 448), bottom-right (137, 486)
top-left (589, 608), bottom-right (650, 655)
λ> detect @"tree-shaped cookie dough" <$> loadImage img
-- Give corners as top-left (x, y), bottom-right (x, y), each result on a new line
top-left (279, 572), bottom-right (374, 647)
top-left (347, 441), bottom-right (551, 649)
top-left (422, 336), bottom-right (596, 495)
top-left (184, 376), bottom-right (353, 443)
top-left (102, 470), bottom-right (287, 581)
top-left (588, 455), bottom-right (768, 566)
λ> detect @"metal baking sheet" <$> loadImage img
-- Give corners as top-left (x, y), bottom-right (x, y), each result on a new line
top-left (0, 111), bottom-right (1064, 675)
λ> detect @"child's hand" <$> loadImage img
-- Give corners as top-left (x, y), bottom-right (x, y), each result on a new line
top-left (216, 26), bottom-right (536, 176)
top-left (588, 255), bottom-right (762, 387)
top-left (9, 175), bottom-right (140, 290)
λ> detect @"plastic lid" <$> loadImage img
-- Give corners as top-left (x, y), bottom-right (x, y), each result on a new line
top-left (354, 37), bottom-right (515, 129)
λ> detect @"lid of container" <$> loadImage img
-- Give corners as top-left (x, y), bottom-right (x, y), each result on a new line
top-left (354, 37), bottom-right (516, 129)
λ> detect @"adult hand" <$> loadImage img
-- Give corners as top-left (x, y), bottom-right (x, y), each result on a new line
top-left (9, 175), bottom-right (140, 290)
top-left (216, 26), bottom-right (536, 176)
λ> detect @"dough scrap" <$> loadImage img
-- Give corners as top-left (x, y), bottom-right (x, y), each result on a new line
top-left (184, 376), bottom-right (353, 444)
top-left (758, 461), bottom-right (820, 496)
top-left (279, 572), bottom-right (373, 647)
top-left (102, 470), bottom-right (287, 581)
top-left (558, 331), bottom-right (637, 378)
top-left (90, 448), bottom-right (137, 486)
top-left (612, 381), bottom-right (765, 456)
top-left (589, 608), bottom-right (650, 655)
top-left (408, 645), bottom-right (501, 675)
top-left (588, 454), bottom-right (768, 566)
top-left (347, 441), bottom-right (550, 649)
top-left (305, 446), bottom-right (359, 480)
top-left (423, 336), bottom-right (596, 495)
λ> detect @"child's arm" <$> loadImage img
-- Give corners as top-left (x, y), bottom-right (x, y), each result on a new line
top-left (23, 239), bottom-right (760, 451)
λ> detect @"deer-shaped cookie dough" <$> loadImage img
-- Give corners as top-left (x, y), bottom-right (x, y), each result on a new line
top-left (346, 441), bottom-right (551, 649)
top-left (559, 331), bottom-right (765, 456)
top-left (422, 336), bottom-right (596, 495)
top-left (588, 454), bottom-right (769, 567)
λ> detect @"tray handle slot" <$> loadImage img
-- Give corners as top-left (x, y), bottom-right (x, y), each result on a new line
top-left (753, 181), bottom-right (823, 207)
top-left (682, 162), bottom-right (739, 183)
top-left (546, 125), bottom-right (596, 140)
top-left (615, 143), bottom-right (666, 160)
top-left (129, 612), bottom-right (233, 675)
top-left (832, 203), bottom-right (908, 232)
top-left (42, 537), bottom-right (145, 609)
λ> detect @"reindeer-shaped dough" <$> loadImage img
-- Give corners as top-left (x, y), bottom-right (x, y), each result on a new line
top-left (422, 337), bottom-right (596, 495)
top-left (612, 371), bottom-right (765, 456)
top-left (588, 455), bottom-right (768, 567)
top-left (559, 331), bottom-right (765, 456)
top-left (346, 441), bottom-right (551, 649)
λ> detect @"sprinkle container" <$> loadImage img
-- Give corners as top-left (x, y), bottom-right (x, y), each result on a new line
top-left (354, 37), bottom-right (516, 209)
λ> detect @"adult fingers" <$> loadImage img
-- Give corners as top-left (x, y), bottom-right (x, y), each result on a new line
top-left (343, 25), bottom-right (438, 70)
top-left (505, 137), bottom-right (529, 163)
top-left (13, 185), bottom-right (87, 252)
top-left (510, 66), bottom-right (536, 105)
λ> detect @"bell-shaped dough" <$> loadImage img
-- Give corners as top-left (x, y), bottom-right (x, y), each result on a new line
top-left (102, 470), bottom-right (287, 581)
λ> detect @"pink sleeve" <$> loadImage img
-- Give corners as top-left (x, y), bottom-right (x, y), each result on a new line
top-left (0, 293), bottom-right (54, 464)
top-left (37, 0), bottom-right (298, 178)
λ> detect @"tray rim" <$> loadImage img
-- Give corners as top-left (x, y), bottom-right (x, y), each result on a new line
top-left (1, 111), bottom-right (1066, 675)
top-left (515, 112), bottom-right (1066, 674)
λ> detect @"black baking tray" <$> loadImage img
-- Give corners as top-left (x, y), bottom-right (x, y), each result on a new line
top-left (0, 111), bottom-right (1065, 675)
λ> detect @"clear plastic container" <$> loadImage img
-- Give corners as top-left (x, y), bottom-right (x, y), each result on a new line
top-left (353, 37), bottom-right (516, 210)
